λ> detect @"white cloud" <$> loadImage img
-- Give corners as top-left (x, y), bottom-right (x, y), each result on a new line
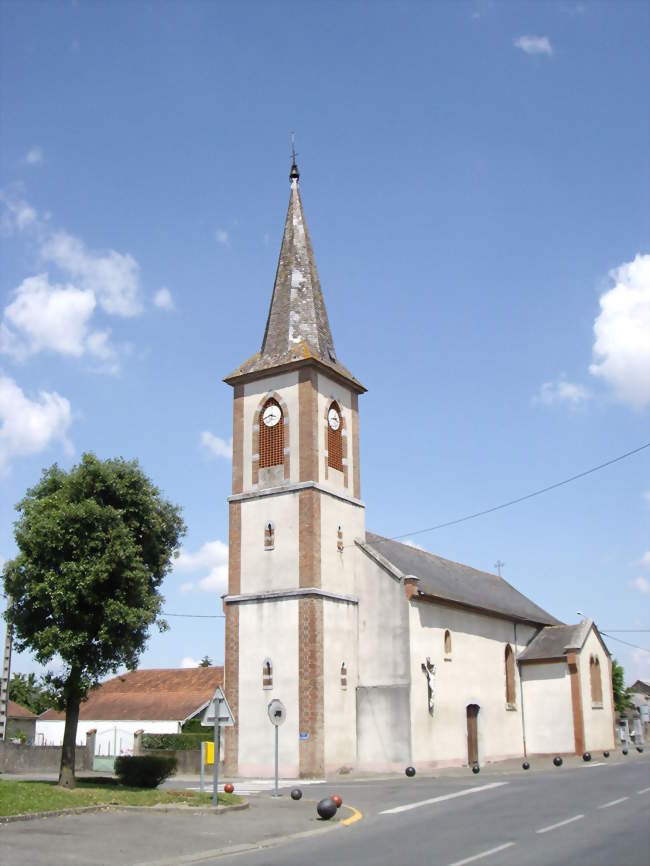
top-left (536, 378), bottom-right (590, 407)
top-left (153, 287), bottom-right (174, 311)
top-left (589, 253), bottom-right (650, 409)
top-left (215, 229), bottom-right (229, 246)
top-left (632, 576), bottom-right (650, 595)
top-left (0, 372), bottom-right (73, 471)
top-left (200, 432), bottom-right (233, 460)
top-left (640, 552), bottom-right (650, 569)
top-left (174, 538), bottom-right (228, 595)
top-left (181, 656), bottom-right (200, 668)
top-left (514, 35), bottom-right (553, 56)
top-left (24, 147), bottom-right (44, 166)
top-left (0, 194), bottom-right (39, 234)
top-left (403, 538), bottom-right (426, 550)
top-left (630, 647), bottom-right (650, 682)
top-left (41, 231), bottom-right (142, 317)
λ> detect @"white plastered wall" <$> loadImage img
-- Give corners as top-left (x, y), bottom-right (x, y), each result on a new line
top-left (520, 662), bottom-right (574, 754)
top-left (242, 371), bottom-right (300, 491)
top-left (34, 719), bottom-right (179, 751)
top-left (323, 599), bottom-right (358, 769)
top-left (580, 630), bottom-right (615, 751)
top-left (320, 494), bottom-right (365, 596)
top-left (240, 493), bottom-right (300, 595)
top-left (408, 603), bottom-right (535, 767)
top-left (237, 598), bottom-right (300, 777)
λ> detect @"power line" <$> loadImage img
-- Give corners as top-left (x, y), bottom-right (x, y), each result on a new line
top-left (372, 441), bottom-right (650, 544)
top-left (602, 629), bottom-right (650, 633)
top-left (601, 632), bottom-right (650, 654)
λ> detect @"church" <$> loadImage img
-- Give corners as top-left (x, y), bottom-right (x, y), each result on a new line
top-left (221, 159), bottom-right (616, 777)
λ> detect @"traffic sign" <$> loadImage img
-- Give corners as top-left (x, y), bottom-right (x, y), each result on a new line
top-left (201, 686), bottom-right (235, 727)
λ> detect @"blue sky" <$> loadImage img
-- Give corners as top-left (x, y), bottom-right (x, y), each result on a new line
top-left (1, 1), bottom-right (648, 684)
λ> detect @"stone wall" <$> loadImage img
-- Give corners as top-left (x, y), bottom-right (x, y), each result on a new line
top-left (0, 736), bottom-right (93, 773)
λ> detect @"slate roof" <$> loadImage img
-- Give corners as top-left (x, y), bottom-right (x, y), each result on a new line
top-left (8, 700), bottom-right (37, 720)
top-left (518, 620), bottom-right (610, 662)
top-left (38, 667), bottom-right (223, 723)
top-left (362, 532), bottom-right (560, 626)
top-left (225, 165), bottom-right (365, 392)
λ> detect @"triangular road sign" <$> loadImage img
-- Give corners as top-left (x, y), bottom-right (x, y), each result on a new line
top-left (201, 686), bottom-right (235, 727)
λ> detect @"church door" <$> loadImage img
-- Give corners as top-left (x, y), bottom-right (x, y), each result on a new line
top-left (466, 704), bottom-right (479, 765)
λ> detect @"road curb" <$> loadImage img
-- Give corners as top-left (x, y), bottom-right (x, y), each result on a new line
top-left (0, 800), bottom-right (248, 824)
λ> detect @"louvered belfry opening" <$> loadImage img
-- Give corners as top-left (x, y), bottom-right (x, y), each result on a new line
top-left (505, 644), bottom-right (515, 705)
top-left (327, 401), bottom-right (343, 471)
top-left (259, 399), bottom-right (284, 468)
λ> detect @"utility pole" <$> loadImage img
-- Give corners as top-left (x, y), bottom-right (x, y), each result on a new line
top-left (494, 560), bottom-right (505, 577)
top-left (0, 601), bottom-right (13, 741)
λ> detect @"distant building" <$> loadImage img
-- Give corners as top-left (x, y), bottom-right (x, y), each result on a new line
top-left (36, 667), bottom-right (222, 755)
top-left (221, 160), bottom-right (616, 777)
top-left (6, 700), bottom-right (36, 742)
top-left (628, 679), bottom-right (649, 728)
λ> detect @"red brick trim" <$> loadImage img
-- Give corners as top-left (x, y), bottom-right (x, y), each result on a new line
top-left (252, 391), bottom-right (290, 486)
top-left (232, 385), bottom-right (244, 494)
top-left (299, 488), bottom-right (321, 588)
top-left (323, 398), bottom-right (348, 487)
top-left (223, 604), bottom-right (239, 775)
top-left (298, 596), bottom-right (324, 777)
top-left (299, 368), bottom-right (319, 482)
top-left (567, 650), bottom-right (585, 755)
top-left (351, 392), bottom-right (360, 498)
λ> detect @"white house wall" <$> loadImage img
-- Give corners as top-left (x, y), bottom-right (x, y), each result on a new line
top-left (520, 662), bottom-right (575, 754)
top-left (34, 719), bottom-right (179, 752)
top-left (408, 603), bottom-right (535, 766)
top-left (580, 630), bottom-right (615, 752)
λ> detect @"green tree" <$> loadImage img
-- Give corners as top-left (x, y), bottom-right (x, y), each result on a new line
top-left (198, 655), bottom-right (213, 667)
top-left (612, 659), bottom-right (631, 713)
top-left (2, 454), bottom-right (185, 788)
top-left (8, 672), bottom-right (57, 715)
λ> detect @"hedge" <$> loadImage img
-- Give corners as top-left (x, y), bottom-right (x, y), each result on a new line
top-left (115, 755), bottom-right (177, 788)
top-left (142, 732), bottom-right (212, 751)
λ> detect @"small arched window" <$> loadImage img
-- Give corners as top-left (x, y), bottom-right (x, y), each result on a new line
top-left (327, 401), bottom-right (343, 471)
top-left (340, 662), bottom-right (347, 690)
top-left (444, 629), bottom-right (452, 657)
top-left (259, 399), bottom-right (284, 468)
top-left (505, 644), bottom-right (515, 706)
top-left (262, 659), bottom-right (273, 690)
top-left (264, 521), bottom-right (275, 550)
top-left (337, 525), bottom-right (344, 553)
top-left (590, 655), bottom-right (603, 705)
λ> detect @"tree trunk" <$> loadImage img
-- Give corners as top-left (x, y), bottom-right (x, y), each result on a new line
top-left (58, 674), bottom-right (82, 788)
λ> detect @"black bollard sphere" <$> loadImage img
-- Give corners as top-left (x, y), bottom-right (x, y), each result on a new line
top-left (472, 764), bottom-right (480, 774)
top-left (583, 752), bottom-right (592, 762)
top-left (636, 746), bottom-right (644, 753)
top-left (603, 751), bottom-right (610, 758)
top-left (522, 761), bottom-right (530, 770)
top-left (316, 797), bottom-right (337, 820)
top-left (622, 748), bottom-right (628, 755)
top-left (290, 788), bottom-right (303, 801)
top-left (553, 756), bottom-right (563, 767)
top-left (405, 766), bottom-right (416, 778)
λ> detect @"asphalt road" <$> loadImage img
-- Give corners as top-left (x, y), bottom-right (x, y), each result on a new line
top-left (212, 758), bottom-right (650, 866)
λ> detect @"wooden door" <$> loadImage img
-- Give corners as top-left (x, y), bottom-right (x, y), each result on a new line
top-left (467, 704), bottom-right (479, 765)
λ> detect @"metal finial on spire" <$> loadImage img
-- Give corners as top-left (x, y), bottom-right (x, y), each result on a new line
top-left (289, 131), bottom-right (299, 180)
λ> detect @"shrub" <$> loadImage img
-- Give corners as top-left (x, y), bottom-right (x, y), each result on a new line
top-left (114, 755), bottom-right (177, 788)
top-left (142, 732), bottom-right (211, 751)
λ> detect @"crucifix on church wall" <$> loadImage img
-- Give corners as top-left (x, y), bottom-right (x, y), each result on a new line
top-left (421, 656), bottom-right (436, 716)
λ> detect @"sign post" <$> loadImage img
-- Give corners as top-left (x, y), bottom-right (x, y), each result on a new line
top-left (201, 686), bottom-right (235, 808)
top-left (267, 698), bottom-right (286, 798)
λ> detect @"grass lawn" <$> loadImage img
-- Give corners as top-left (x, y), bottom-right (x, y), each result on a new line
top-left (0, 778), bottom-right (243, 817)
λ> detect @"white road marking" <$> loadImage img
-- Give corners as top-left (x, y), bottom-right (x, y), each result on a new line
top-left (638, 787), bottom-right (650, 794)
top-left (536, 814), bottom-right (584, 834)
top-left (598, 796), bottom-right (629, 809)
top-left (447, 842), bottom-right (516, 866)
top-left (581, 762), bottom-right (606, 767)
top-left (379, 782), bottom-right (508, 815)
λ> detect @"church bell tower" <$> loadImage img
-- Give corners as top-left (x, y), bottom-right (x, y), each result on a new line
top-left (222, 159), bottom-right (366, 777)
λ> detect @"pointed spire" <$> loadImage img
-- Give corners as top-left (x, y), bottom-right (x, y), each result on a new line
top-left (224, 162), bottom-right (365, 392)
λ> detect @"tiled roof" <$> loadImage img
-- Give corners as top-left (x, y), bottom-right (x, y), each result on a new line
top-left (518, 620), bottom-right (607, 662)
top-left (8, 700), bottom-right (37, 720)
top-left (361, 532), bottom-right (560, 626)
top-left (225, 168), bottom-right (364, 392)
top-left (38, 667), bottom-right (223, 723)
